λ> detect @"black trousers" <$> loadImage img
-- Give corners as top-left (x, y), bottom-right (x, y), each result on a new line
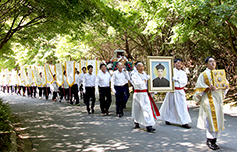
top-left (22, 86), bottom-right (26, 96)
top-left (32, 86), bottom-right (37, 97)
top-left (15, 85), bottom-right (18, 93)
top-left (85, 87), bottom-right (95, 111)
top-left (60, 87), bottom-right (69, 100)
top-left (27, 87), bottom-right (32, 97)
top-left (115, 85), bottom-right (128, 114)
top-left (52, 92), bottom-right (58, 100)
top-left (43, 87), bottom-right (50, 100)
top-left (99, 87), bottom-right (112, 113)
top-left (70, 84), bottom-right (79, 104)
top-left (38, 87), bottom-right (43, 97)
top-left (79, 84), bottom-right (85, 100)
top-left (3, 85), bottom-right (6, 93)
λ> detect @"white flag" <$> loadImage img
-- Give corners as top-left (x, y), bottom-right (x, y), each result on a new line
top-left (32, 68), bottom-right (42, 87)
top-left (27, 68), bottom-right (34, 86)
top-left (55, 63), bottom-right (64, 86)
top-left (65, 61), bottom-right (75, 87)
top-left (20, 66), bottom-right (26, 83)
top-left (44, 64), bottom-right (54, 84)
top-left (41, 67), bottom-right (47, 87)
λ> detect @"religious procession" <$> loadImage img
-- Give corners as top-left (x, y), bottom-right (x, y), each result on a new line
top-left (0, 49), bottom-right (230, 151)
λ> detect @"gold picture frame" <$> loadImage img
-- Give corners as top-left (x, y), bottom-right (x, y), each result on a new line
top-left (147, 56), bottom-right (175, 93)
top-left (211, 69), bottom-right (229, 89)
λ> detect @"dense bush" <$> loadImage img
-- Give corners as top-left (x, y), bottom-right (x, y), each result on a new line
top-left (0, 98), bottom-right (13, 151)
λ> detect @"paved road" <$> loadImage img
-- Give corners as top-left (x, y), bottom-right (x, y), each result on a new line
top-left (1, 93), bottom-right (237, 152)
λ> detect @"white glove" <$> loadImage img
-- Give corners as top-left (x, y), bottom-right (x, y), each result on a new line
top-left (154, 91), bottom-right (157, 94)
top-left (112, 88), bottom-right (116, 94)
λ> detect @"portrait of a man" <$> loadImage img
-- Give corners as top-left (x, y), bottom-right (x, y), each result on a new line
top-left (152, 63), bottom-right (170, 87)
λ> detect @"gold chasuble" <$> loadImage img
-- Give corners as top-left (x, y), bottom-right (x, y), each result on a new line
top-left (193, 68), bottom-right (228, 132)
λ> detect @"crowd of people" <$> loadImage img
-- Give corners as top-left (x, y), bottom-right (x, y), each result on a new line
top-left (0, 57), bottom-right (229, 151)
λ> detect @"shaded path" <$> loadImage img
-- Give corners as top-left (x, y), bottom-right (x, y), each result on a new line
top-left (1, 94), bottom-right (237, 152)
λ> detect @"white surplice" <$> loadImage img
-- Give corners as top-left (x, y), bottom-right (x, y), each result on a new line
top-left (159, 68), bottom-right (192, 125)
top-left (193, 68), bottom-right (228, 139)
top-left (131, 71), bottom-right (155, 126)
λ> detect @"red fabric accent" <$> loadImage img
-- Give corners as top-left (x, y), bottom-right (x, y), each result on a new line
top-left (175, 87), bottom-right (184, 90)
top-left (134, 89), bottom-right (148, 93)
top-left (148, 93), bottom-right (160, 119)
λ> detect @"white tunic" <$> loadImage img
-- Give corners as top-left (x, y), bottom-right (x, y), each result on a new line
top-left (193, 68), bottom-right (228, 138)
top-left (131, 71), bottom-right (155, 126)
top-left (159, 68), bottom-right (192, 125)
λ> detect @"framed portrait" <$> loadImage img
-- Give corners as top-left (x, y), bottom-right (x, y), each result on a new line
top-left (147, 56), bottom-right (174, 92)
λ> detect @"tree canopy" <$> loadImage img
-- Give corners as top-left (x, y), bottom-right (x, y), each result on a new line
top-left (0, 0), bottom-right (236, 90)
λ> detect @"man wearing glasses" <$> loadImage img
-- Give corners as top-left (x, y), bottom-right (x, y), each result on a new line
top-left (193, 57), bottom-right (229, 150)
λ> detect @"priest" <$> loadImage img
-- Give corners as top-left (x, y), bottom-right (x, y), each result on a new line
top-left (159, 58), bottom-right (191, 129)
top-left (193, 57), bottom-right (229, 150)
top-left (131, 62), bottom-right (160, 132)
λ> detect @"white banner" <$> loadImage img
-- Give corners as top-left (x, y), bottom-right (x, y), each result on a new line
top-left (81, 59), bottom-right (87, 72)
top-left (27, 68), bottom-right (34, 86)
top-left (11, 69), bottom-right (18, 85)
top-left (41, 67), bottom-right (47, 87)
top-left (65, 61), bottom-right (75, 87)
top-left (32, 68), bottom-right (42, 87)
top-left (44, 64), bottom-right (54, 84)
top-left (5, 69), bottom-right (10, 84)
top-left (55, 63), bottom-right (64, 86)
top-left (20, 66), bottom-right (26, 83)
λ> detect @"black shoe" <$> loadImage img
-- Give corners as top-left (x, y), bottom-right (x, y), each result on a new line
top-left (117, 114), bottom-right (122, 118)
top-left (121, 111), bottom-right (124, 116)
top-left (106, 111), bottom-right (109, 115)
top-left (165, 121), bottom-right (171, 125)
top-left (206, 139), bottom-right (217, 150)
top-left (146, 126), bottom-right (156, 132)
top-left (88, 110), bottom-right (91, 114)
top-left (91, 109), bottom-right (94, 113)
top-left (134, 123), bottom-right (140, 129)
top-left (213, 138), bottom-right (220, 149)
top-left (182, 124), bottom-right (191, 129)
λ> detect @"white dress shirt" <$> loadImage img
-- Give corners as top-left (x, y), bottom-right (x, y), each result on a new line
top-left (95, 71), bottom-right (111, 89)
top-left (79, 72), bottom-right (86, 85)
top-left (83, 73), bottom-right (96, 90)
top-left (74, 74), bottom-right (80, 86)
top-left (111, 69), bottom-right (130, 91)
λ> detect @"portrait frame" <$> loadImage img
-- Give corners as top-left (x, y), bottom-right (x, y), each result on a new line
top-left (147, 56), bottom-right (174, 93)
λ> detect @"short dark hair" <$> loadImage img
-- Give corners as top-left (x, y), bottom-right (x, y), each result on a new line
top-left (39, 72), bottom-right (42, 75)
top-left (205, 57), bottom-right (215, 63)
top-left (100, 63), bottom-right (106, 69)
top-left (87, 65), bottom-right (93, 70)
top-left (174, 58), bottom-right (183, 63)
top-left (75, 68), bottom-right (77, 71)
top-left (76, 71), bottom-right (80, 74)
top-left (53, 74), bottom-right (56, 77)
top-left (63, 71), bottom-right (66, 75)
top-left (155, 63), bottom-right (165, 70)
top-left (82, 67), bottom-right (86, 70)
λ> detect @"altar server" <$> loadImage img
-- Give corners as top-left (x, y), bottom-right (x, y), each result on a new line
top-left (193, 57), bottom-right (229, 150)
top-left (131, 62), bottom-right (160, 132)
top-left (159, 58), bottom-right (191, 129)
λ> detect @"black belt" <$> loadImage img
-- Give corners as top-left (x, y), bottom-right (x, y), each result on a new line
top-left (85, 86), bottom-right (95, 88)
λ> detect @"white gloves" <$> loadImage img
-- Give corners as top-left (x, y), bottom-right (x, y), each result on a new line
top-left (112, 88), bottom-right (116, 94)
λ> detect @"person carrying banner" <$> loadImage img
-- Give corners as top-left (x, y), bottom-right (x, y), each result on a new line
top-left (51, 74), bottom-right (59, 101)
top-left (70, 68), bottom-right (80, 105)
top-left (131, 62), bottom-right (160, 132)
top-left (59, 71), bottom-right (69, 102)
top-left (79, 67), bottom-right (86, 101)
